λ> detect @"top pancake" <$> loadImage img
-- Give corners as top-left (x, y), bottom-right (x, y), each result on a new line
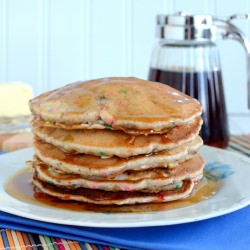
top-left (29, 77), bottom-right (202, 134)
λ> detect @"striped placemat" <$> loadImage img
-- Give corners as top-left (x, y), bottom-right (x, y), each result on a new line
top-left (227, 134), bottom-right (250, 157)
top-left (0, 135), bottom-right (249, 250)
top-left (0, 229), bottom-right (120, 250)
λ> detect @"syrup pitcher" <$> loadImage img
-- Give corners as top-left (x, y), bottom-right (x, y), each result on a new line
top-left (148, 12), bottom-right (250, 148)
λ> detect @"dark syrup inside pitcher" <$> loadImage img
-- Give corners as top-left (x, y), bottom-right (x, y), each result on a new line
top-left (148, 68), bottom-right (229, 148)
top-left (148, 11), bottom-right (250, 148)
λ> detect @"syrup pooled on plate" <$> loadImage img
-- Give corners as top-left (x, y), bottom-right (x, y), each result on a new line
top-left (5, 167), bottom-right (219, 213)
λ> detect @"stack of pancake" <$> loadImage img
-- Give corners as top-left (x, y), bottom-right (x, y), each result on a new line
top-left (29, 77), bottom-right (204, 205)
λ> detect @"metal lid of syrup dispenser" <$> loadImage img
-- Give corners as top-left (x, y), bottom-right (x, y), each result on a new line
top-left (156, 12), bottom-right (216, 42)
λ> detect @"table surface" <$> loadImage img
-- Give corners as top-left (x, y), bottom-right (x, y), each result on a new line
top-left (0, 134), bottom-right (249, 250)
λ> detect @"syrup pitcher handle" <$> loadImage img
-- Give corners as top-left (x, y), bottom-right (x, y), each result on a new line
top-left (214, 14), bottom-right (250, 109)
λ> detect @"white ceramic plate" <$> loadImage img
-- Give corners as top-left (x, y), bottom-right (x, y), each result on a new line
top-left (0, 146), bottom-right (250, 228)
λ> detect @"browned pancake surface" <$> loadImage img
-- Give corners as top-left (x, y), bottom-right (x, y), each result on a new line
top-left (29, 77), bottom-right (202, 133)
top-left (32, 176), bottom-right (194, 205)
top-left (31, 117), bottom-right (202, 157)
top-left (33, 153), bottom-right (204, 192)
top-left (33, 135), bottom-right (203, 177)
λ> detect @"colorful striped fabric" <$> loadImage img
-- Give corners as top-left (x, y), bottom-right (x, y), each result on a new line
top-left (0, 135), bottom-right (249, 250)
top-left (0, 229), bottom-right (121, 250)
top-left (227, 134), bottom-right (250, 157)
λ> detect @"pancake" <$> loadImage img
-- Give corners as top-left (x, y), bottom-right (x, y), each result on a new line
top-left (33, 153), bottom-right (204, 193)
top-left (31, 117), bottom-right (202, 158)
top-left (32, 176), bottom-right (194, 205)
top-left (33, 136), bottom-right (203, 177)
top-left (29, 76), bottom-right (204, 206)
top-left (29, 77), bottom-right (202, 134)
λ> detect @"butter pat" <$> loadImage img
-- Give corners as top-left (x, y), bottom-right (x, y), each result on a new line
top-left (0, 82), bottom-right (33, 117)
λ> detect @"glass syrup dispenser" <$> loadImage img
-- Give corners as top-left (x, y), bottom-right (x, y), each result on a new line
top-left (148, 12), bottom-right (250, 148)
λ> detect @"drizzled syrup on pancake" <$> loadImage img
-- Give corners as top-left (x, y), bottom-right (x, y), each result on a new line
top-left (5, 168), bottom-right (218, 213)
top-left (29, 77), bottom-right (202, 133)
